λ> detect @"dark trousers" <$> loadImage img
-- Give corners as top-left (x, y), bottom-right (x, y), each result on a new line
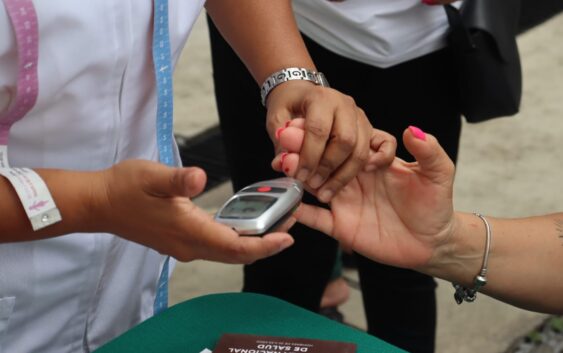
top-left (208, 17), bottom-right (462, 353)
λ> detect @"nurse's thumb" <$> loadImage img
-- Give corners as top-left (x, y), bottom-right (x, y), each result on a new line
top-left (155, 166), bottom-right (208, 198)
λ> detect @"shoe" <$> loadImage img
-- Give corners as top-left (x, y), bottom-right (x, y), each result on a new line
top-left (319, 306), bottom-right (345, 323)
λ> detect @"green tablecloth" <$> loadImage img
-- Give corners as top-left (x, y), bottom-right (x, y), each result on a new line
top-left (95, 292), bottom-right (405, 353)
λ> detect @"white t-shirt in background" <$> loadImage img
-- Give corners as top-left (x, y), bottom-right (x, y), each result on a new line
top-left (292, 0), bottom-right (457, 68)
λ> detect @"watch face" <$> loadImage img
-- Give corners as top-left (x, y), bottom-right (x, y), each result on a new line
top-left (218, 195), bottom-right (277, 219)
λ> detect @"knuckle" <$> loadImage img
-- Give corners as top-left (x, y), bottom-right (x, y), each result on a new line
top-left (342, 94), bottom-right (356, 107)
top-left (331, 132), bottom-right (356, 152)
top-left (316, 159), bottom-right (339, 175)
top-left (355, 151), bottom-right (370, 166)
top-left (306, 120), bottom-right (330, 139)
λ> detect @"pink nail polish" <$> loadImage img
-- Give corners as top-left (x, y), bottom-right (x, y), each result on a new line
top-left (408, 126), bottom-right (427, 141)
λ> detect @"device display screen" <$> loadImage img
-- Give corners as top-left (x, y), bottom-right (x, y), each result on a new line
top-left (219, 195), bottom-right (277, 219)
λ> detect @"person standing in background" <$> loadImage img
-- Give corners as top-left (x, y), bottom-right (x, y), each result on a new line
top-left (209, 0), bottom-right (461, 352)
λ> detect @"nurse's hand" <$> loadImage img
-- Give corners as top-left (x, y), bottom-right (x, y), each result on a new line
top-left (274, 124), bottom-right (456, 269)
top-left (94, 160), bottom-right (294, 263)
top-left (265, 81), bottom-right (373, 204)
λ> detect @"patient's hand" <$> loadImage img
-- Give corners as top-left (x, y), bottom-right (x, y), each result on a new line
top-left (273, 121), bottom-right (456, 269)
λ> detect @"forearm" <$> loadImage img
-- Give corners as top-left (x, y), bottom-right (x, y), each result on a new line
top-left (0, 169), bottom-right (103, 242)
top-left (205, 0), bottom-right (315, 84)
top-left (424, 212), bottom-right (563, 313)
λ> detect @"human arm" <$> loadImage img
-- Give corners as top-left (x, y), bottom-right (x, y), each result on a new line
top-left (276, 124), bottom-right (563, 314)
top-left (204, 0), bottom-right (373, 203)
top-left (431, 212), bottom-right (563, 314)
top-left (0, 160), bottom-right (293, 263)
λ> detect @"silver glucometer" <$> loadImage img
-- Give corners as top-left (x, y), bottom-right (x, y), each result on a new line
top-left (214, 177), bottom-right (304, 236)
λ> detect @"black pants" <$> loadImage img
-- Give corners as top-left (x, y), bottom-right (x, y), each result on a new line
top-left (208, 18), bottom-right (462, 353)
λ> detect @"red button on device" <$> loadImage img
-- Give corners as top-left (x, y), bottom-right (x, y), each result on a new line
top-left (257, 186), bottom-right (272, 192)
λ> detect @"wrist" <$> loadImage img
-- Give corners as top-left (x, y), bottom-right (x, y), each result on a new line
top-left (21, 169), bottom-right (111, 237)
top-left (421, 212), bottom-right (485, 286)
top-left (80, 169), bottom-right (112, 234)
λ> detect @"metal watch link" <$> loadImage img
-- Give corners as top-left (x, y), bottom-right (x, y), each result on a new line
top-left (260, 67), bottom-right (329, 106)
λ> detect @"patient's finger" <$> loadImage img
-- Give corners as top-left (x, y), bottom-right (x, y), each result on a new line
top-left (271, 152), bottom-right (299, 176)
top-left (293, 203), bottom-right (335, 237)
top-left (365, 130), bottom-right (397, 171)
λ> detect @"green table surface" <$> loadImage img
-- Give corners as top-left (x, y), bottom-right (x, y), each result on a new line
top-left (95, 292), bottom-right (405, 353)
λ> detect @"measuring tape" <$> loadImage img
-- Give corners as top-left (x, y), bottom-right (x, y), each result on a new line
top-left (0, 0), bottom-right (62, 231)
top-left (0, 0), bottom-right (39, 144)
top-left (152, 0), bottom-right (175, 315)
top-left (1, 0), bottom-right (175, 314)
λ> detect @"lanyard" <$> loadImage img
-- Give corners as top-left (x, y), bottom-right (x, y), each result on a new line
top-left (0, 0), bottom-right (62, 231)
top-left (0, 0), bottom-right (39, 150)
top-left (152, 0), bottom-right (175, 315)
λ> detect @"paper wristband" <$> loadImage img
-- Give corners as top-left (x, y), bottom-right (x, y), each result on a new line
top-left (0, 154), bottom-right (62, 231)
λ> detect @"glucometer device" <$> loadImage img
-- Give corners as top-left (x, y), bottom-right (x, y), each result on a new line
top-left (214, 177), bottom-right (304, 236)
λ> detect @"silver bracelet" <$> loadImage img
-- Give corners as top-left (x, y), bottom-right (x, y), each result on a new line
top-left (453, 213), bottom-right (492, 304)
top-left (260, 67), bottom-right (329, 106)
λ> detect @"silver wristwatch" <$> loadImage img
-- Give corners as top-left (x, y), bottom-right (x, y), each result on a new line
top-left (260, 67), bottom-right (330, 106)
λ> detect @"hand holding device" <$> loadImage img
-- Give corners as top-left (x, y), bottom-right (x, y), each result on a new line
top-left (97, 160), bottom-right (294, 263)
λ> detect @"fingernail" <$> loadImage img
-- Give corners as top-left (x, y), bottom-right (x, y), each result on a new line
top-left (296, 169), bottom-right (309, 182)
top-left (408, 126), bottom-right (427, 141)
top-left (422, 0), bottom-right (436, 4)
top-left (275, 127), bottom-right (286, 140)
top-left (319, 189), bottom-right (333, 203)
top-left (308, 174), bottom-right (325, 189)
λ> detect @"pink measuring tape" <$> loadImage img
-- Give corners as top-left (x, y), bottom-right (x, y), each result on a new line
top-left (0, 0), bottom-right (39, 146)
top-left (0, 0), bottom-right (62, 230)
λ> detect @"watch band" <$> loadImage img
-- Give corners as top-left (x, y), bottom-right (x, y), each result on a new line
top-left (260, 67), bottom-right (329, 106)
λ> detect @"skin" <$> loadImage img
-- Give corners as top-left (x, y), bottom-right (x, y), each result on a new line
top-left (275, 123), bottom-right (563, 314)
top-left (2, 1), bottom-right (377, 264)
top-left (0, 162), bottom-right (294, 264)
top-left (206, 0), bottom-right (374, 202)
